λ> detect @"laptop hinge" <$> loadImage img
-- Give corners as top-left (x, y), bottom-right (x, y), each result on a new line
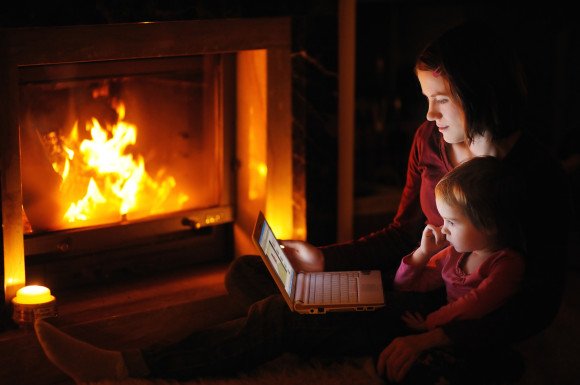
top-left (295, 273), bottom-right (307, 303)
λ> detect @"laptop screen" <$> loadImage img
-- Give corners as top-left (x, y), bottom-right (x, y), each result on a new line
top-left (256, 218), bottom-right (295, 297)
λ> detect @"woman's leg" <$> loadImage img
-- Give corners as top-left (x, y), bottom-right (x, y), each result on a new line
top-left (224, 254), bottom-right (279, 311)
top-left (141, 293), bottom-right (400, 380)
top-left (34, 320), bottom-right (131, 383)
top-left (35, 286), bottom-right (448, 383)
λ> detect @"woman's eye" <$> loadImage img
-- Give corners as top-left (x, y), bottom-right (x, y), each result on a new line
top-left (436, 99), bottom-right (448, 104)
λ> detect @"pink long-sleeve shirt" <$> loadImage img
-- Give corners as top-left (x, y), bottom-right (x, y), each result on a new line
top-left (394, 247), bottom-right (525, 330)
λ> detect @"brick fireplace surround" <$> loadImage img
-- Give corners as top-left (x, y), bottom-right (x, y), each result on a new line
top-left (0, 17), bottom-right (306, 384)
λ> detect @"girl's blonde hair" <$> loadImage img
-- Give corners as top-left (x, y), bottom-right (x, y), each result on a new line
top-left (435, 156), bottom-right (525, 251)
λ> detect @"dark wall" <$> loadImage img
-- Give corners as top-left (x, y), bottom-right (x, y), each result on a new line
top-left (1, 1), bottom-right (578, 250)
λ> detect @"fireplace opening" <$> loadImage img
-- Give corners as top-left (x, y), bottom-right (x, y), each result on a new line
top-left (20, 55), bottom-right (230, 235)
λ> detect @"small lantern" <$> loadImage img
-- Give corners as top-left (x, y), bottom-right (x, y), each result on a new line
top-left (12, 285), bottom-right (58, 327)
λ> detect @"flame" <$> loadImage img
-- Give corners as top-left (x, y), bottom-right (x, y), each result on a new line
top-left (64, 178), bottom-right (106, 221)
top-left (50, 101), bottom-right (188, 227)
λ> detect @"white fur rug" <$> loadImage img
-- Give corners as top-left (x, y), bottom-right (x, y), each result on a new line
top-left (83, 354), bottom-right (384, 385)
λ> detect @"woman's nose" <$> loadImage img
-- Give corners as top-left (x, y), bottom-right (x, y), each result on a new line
top-left (426, 103), bottom-right (440, 121)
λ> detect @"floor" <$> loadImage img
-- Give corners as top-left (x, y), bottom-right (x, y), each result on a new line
top-left (7, 260), bottom-right (578, 385)
top-left (515, 268), bottom-right (580, 385)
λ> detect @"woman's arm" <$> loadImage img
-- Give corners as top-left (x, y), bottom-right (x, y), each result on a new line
top-left (375, 251), bottom-right (523, 383)
top-left (322, 122), bottom-right (445, 272)
top-left (442, 134), bottom-right (571, 348)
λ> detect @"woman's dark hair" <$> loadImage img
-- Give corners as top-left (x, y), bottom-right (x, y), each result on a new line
top-left (435, 156), bottom-right (526, 252)
top-left (415, 21), bottom-right (528, 143)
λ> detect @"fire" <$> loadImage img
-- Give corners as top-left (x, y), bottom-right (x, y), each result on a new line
top-left (50, 101), bottom-right (188, 227)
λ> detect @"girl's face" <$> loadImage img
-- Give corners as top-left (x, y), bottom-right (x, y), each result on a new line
top-left (436, 198), bottom-right (496, 253)
top-left (417, 70), bottom-right (466, 144)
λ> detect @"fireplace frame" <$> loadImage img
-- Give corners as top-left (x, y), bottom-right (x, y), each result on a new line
top-left (1, 18), bottom-right (301, 302)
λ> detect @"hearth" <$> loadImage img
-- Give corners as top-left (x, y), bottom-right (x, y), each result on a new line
top-left (1, 18), bottom-right (304, 302)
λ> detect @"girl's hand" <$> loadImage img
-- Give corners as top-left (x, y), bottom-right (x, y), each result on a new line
top-left (402, 311), bottom-right (428, 331)
top-left (413, 225), bottom-right (447, 265)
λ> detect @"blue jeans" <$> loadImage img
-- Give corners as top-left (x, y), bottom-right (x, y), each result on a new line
top-left (131, 255), bottom-right (445, 380)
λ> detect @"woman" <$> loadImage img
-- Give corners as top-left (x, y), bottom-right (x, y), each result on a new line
top-left (34, 21), bottom-right (570, 384)
top-left (227, 20), bottom-right (571, 382)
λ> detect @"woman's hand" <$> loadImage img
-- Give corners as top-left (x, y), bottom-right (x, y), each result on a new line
top-left (377, 334), bottom-right (426, 383)
top-left (401, 311), bottom-right (428, 331)
top-left (279, 240), bottom-right (324, 272)
top-left (376, 329), bottom-right (450, 383)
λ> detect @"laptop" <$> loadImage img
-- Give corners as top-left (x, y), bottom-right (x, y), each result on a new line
top-left (252, 211), bottom-right (385, 314)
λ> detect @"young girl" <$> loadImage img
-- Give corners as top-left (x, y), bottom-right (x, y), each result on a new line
top-left (392, 156), bottom-right (525, 332)
top-left (376, 155), bottom-right (527, 383)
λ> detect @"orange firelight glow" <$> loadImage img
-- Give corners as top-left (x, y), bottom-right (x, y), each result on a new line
top-left (49, 101), bottom-right (189, 227)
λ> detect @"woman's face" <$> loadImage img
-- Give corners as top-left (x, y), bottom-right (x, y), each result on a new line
top-left (417, 70), bottom-right (466, 144)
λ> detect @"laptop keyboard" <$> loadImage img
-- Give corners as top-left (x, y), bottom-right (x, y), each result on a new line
top-left (307, 272), bottom-right (358, 304)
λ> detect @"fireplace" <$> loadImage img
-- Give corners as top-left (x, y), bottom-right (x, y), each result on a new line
top-left (20, 55), bottom-right (227, 233)
top-left (1, 18), bottom-right (304, 303)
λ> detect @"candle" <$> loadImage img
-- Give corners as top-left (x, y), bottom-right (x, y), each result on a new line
top-left (13, 285), bottom-right (55, 305)
top-left (12, 285), bottom-right (58, 327)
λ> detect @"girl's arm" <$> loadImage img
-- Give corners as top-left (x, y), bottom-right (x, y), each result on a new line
top-left (393, 228), bottom-right (448, 292)
top-left (409, 224), bottom-right (446, 266)
top-left (424, 251), bottom-right (524, 329)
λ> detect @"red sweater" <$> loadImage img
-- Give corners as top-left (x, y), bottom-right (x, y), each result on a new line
top-left (322, 121), bottom-right (449, 272)
top-left (322, 120), bottom-right (570, 349)
top-left (394, 248), bottom-right (525, 330)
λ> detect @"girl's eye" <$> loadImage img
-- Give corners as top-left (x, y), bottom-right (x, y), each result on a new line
top-left (446, 220), bottom-right (454, 226)
top-left (436, 99), bottom-right (449, 105)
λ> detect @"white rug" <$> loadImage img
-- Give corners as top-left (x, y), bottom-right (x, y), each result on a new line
top-left (84, 354), bottom-right (385, 385)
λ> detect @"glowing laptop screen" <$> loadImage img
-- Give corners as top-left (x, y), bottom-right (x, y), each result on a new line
top-left (257, 220), bottom-right (295, 296)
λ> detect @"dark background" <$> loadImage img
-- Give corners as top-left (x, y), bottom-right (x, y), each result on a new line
top-left (1, 0), bottom-right (578, 255)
